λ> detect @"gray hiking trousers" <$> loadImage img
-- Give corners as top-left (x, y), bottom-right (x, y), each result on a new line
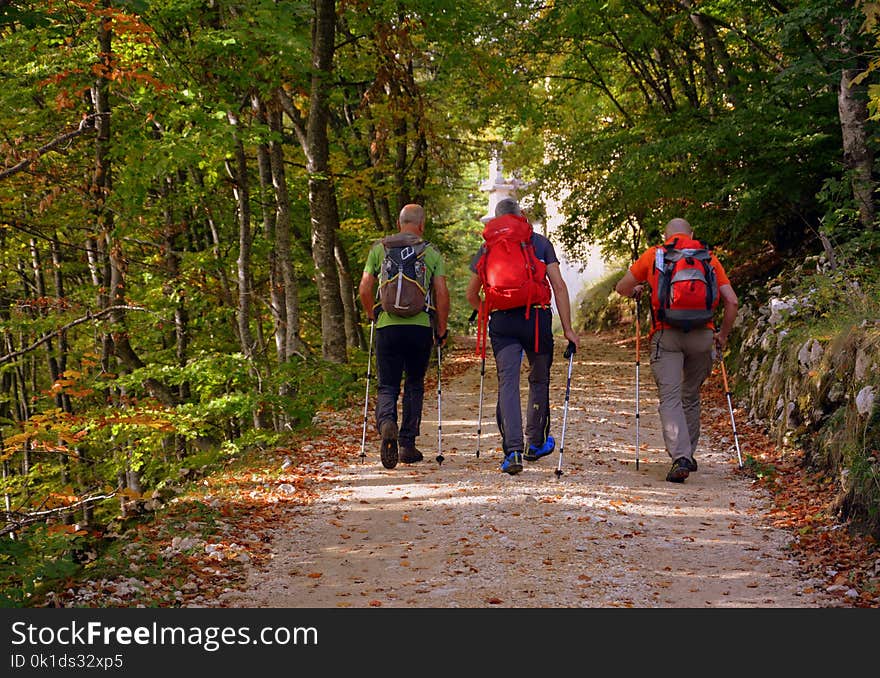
top-left (649, 327), bottom-right (714, 462)
top-left (489, 307), bottom-right (554, 453)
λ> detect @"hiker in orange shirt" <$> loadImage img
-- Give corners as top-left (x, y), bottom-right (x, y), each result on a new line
top-left (615, 218), bottom-right (738, 483)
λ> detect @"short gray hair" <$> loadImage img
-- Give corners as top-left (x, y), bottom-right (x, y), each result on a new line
top-left (495, 198), bottom-right (521, 217)
top-left (398, 203), bottom-right (425, 227)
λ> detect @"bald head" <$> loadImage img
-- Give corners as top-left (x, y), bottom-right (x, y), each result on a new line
top-left (398, 204), bottom-right (425, 233)
top-left (665, 218), bottom-right (693, 238)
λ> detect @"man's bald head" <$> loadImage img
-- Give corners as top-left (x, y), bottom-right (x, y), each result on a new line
top-left (665, 218), bottom-right (693, 238)
top-left (398, 204), bottom-right (425, 233)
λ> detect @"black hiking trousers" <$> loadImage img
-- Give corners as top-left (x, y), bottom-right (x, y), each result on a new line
top-left (375, 324), bottom-right (434, 448)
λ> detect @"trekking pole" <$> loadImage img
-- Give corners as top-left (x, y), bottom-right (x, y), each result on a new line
top-left (719, 356), bottom-right (744, 469)
top-left (468, 308), bottom-right (485, 458)
top-left (555, 341), bottom-right (576, 479)
top-left (435, 339), bottom-right (444, 466)
top-left (475, 351), bottom-right (485, 458)
top-left (359, 320), bottom-right (375, 463)
top-left (634, 296), bottom-right (641, 471)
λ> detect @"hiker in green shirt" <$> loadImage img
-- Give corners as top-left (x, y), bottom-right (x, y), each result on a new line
top-left (358, 204), bottom-right (450, 469)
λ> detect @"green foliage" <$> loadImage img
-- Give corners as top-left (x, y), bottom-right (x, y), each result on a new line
top-left (743, 454), bottom-right (778, 481)
top-left (575, 266), bottom-right (633, 332)
top-left (0, 525), bottom-right (85, 607)
top-left (3, 0), bottom-right (880, 599)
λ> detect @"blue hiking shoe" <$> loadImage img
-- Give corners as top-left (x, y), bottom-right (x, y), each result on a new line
top-left (501, 450), bottom-right (523, 475)
top-left (525, 436), bottom-right (555, 462)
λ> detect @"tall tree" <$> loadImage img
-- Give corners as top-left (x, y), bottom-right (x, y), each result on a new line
top-left (305, 0), bottom-right (346, 363)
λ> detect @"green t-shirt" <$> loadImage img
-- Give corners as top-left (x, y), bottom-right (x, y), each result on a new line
top-left (364, 240), bottom-right (446, 329)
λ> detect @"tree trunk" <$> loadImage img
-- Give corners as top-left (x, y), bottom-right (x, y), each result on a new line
top-left (268, 94), bottom-right (306, 358)
top-left (307, 0), bottom-right (347, 363)
top-left (254, 101), bottom-right (287, 362)
top-left (839, 67), bottom-right (876, 231)
top-left (228, 126), bottom-right (256, 362)
top-left (334, 237), bottom-right (365, 349)
top-left (226, 121), bottom-right (268, 430)
top-left (49, 236), bottom-right (73, 415)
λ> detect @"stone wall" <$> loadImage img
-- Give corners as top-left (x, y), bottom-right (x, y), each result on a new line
top-left (733, 259), bottom-right (880, 536)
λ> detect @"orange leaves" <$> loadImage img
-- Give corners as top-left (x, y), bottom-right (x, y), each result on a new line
top-left (368, 600), bottom-right (382, 607)
top-left (486, 597), bottom-right (503, 605)
top-left (307, 572), bottom-right (323, 579)
top-left (47, 524), bottom-right (88, 536)
top-left (44, 488), bottom-right (80, 508)
top-left (704, 361), bottom-right (880, 608)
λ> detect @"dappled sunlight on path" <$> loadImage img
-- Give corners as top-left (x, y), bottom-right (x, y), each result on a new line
top-left (219, 333), bottom-right (837, 609)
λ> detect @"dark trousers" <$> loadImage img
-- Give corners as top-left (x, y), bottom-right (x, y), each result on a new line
top-left (488, 307), bottom-right (554, 453)
top-left (375, 324), bottom-right (434, 448)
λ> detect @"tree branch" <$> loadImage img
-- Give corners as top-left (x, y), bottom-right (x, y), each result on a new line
top-left (1, 490), bottom-right (118, 537)
top-left (0, 115), bottom-right (100, 181)
top-left (276, 87), bottom-right (309, 156)
top-left (0, 305), bottom-right (149, 365)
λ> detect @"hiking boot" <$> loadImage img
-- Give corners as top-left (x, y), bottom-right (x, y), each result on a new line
top-left (666, 457), bottom-right (690, 483)
top-left (685, 456), bottom-right (698, 472)
top-left (379, 420), bottom-right (398, 469)
top-left (501, 450), bottom-right (523, 475)
top-left (525, 435), bottom-right (555, 462)
top-left (399, 445), bottom-right (424, 464)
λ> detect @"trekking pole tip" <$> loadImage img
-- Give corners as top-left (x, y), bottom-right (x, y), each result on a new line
top-left (436, 454), bottom-right (444, 465)
top-left (554, 468), bottom-right (563, 478)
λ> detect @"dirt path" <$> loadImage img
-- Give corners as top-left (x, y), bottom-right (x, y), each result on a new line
top-left (219, 332), bottom-right (837, 608)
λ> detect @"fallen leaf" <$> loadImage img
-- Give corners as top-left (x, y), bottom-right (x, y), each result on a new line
top-left (487, 597), bottom-right (503, 605)
top-left (369, 600), bottom-right (382, 607)
top-left (307, 572), bottom-right (323, 579)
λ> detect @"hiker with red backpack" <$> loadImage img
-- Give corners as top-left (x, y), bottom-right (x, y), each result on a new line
top-left (359, 204), bottom-right (450, 469)
top-left (466, 198), bottom-right (580, 475)
top-left (615, 218), bottom-right (739, 483)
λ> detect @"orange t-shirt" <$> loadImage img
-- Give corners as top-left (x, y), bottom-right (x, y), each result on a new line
top-left (629, 236), bottom-right (730, 334)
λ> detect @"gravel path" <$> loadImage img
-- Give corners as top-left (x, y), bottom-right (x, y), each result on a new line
top-left (220, 333), bottom-right (836, 608)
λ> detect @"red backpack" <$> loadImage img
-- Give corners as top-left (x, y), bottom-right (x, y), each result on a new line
top-left (651, 236), bottom-right (719, 331)
top-left (475, 213), bottom-right (552, 354)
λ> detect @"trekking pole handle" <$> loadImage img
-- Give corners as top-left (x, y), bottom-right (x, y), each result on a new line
top-left (564, 341), bottom-right (576, 360)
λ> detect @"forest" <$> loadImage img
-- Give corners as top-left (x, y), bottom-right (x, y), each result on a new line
top-left (1, 0), bottom-right (878, 606)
